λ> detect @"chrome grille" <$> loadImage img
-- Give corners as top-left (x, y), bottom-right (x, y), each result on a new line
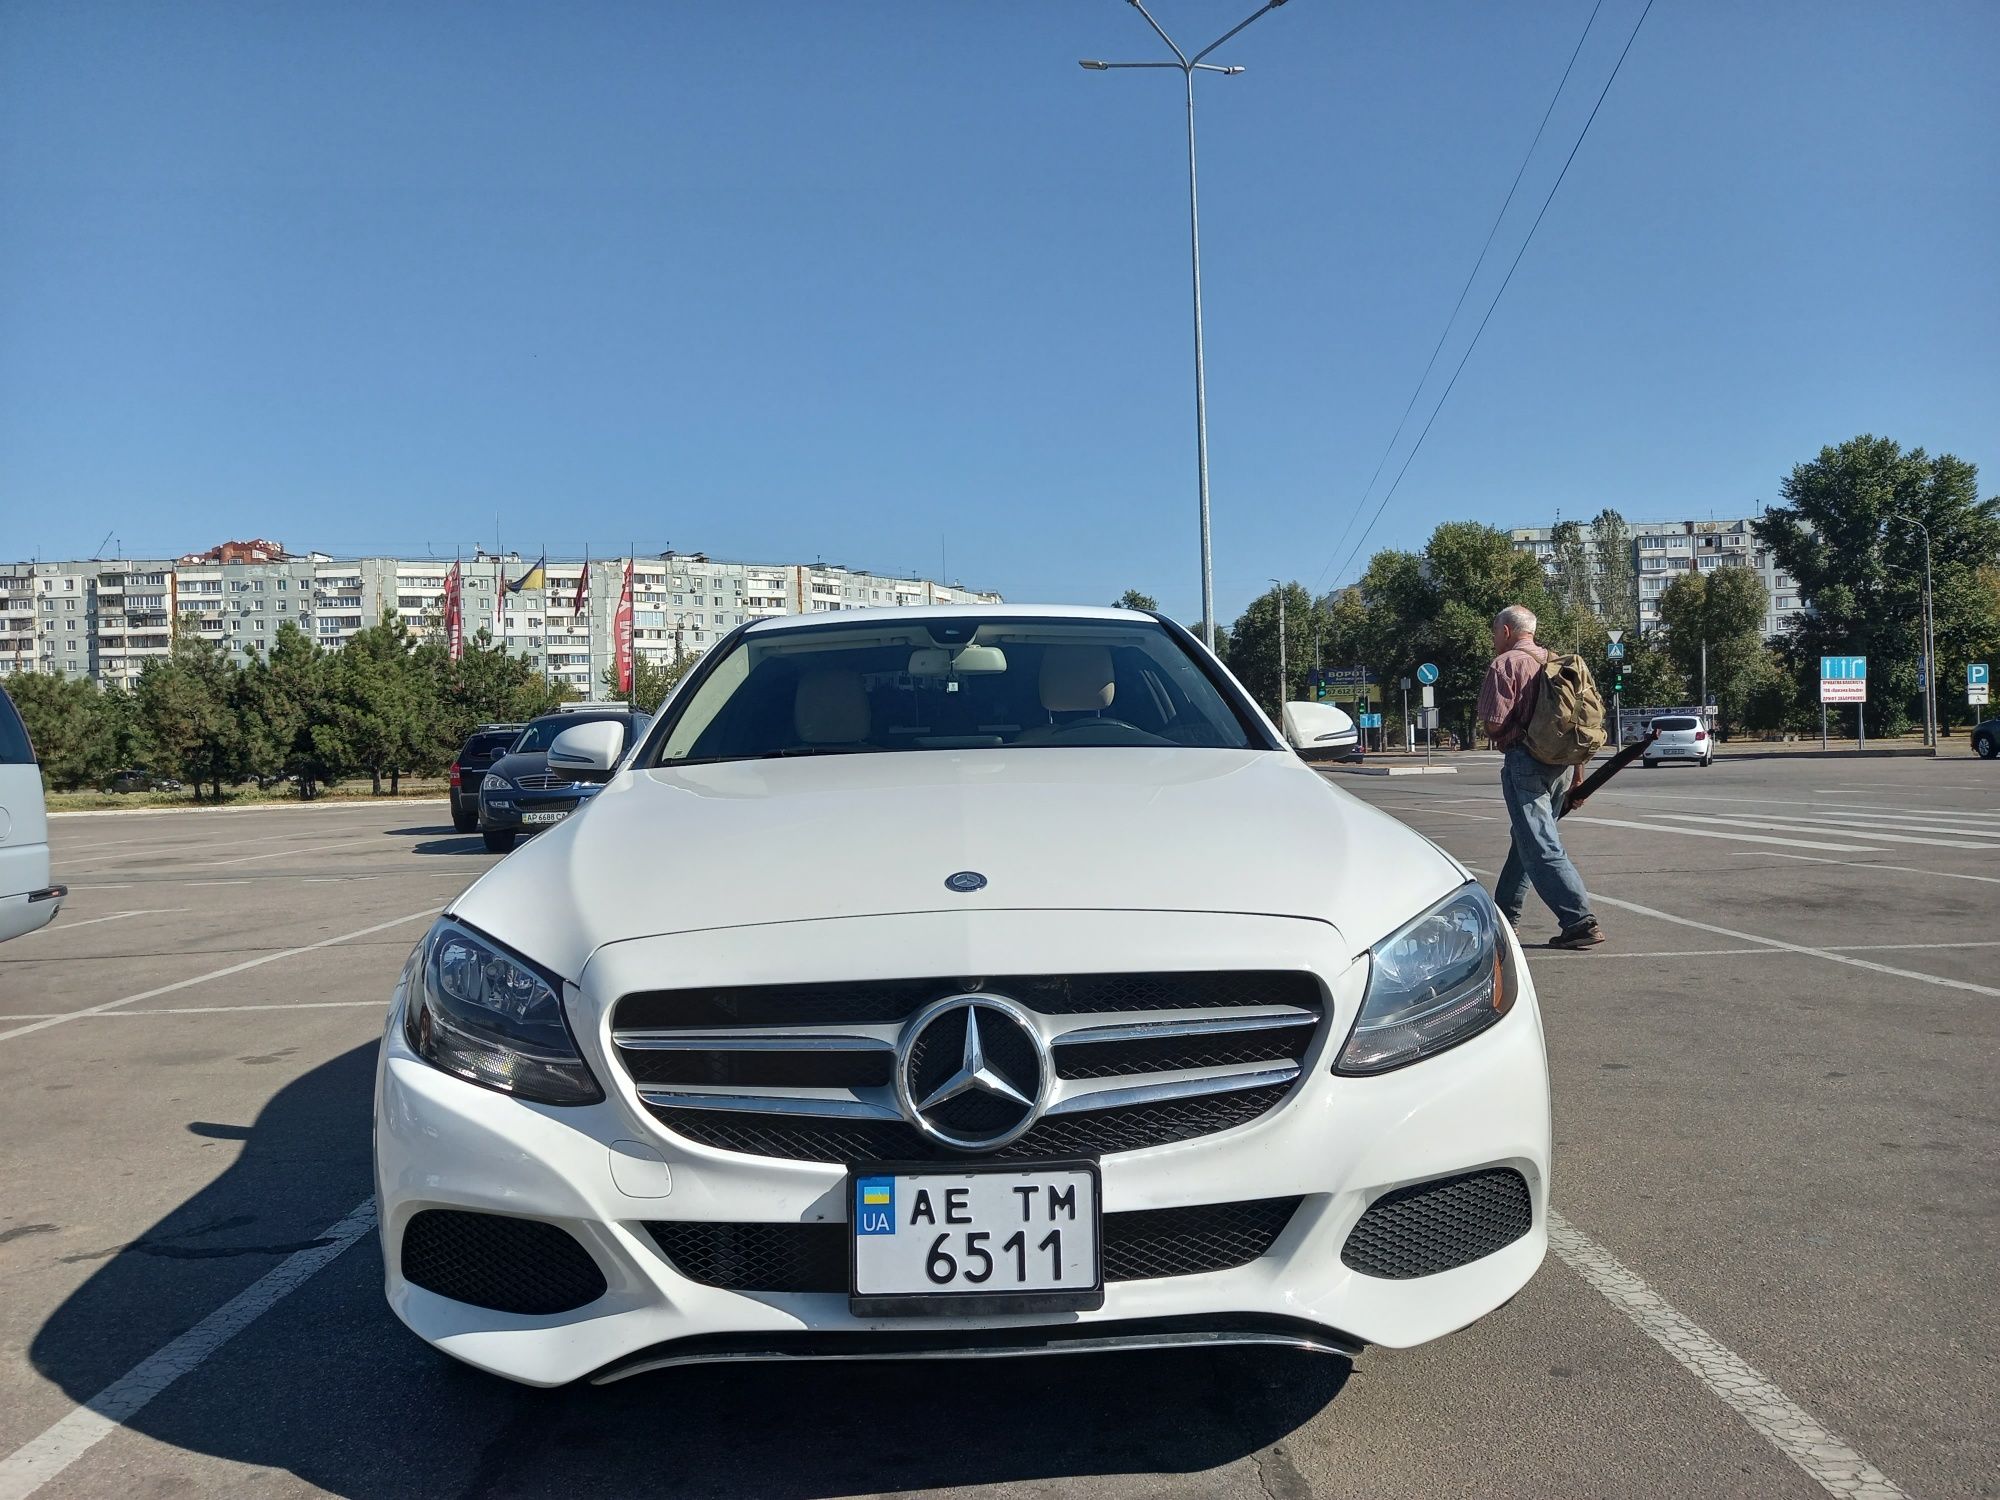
top-left (513, 772), bottom-right (576, 790)
top-left (610, 972), bottom-right (1324, 1164)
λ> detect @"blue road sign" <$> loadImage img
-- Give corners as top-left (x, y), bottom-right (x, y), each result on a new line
top-left (1360, 712), bottom-right (1383, 729)
top-left (1820, 655), bottom-right (1867, 681)
top-left (1972, 664), bottom-right (1991, 688)
top-left (1606, 640), bottom-right (1626, 660)
top-left (1415, 662), bottom-right (1440, 685)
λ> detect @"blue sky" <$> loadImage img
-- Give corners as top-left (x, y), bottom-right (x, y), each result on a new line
top-left (3, 1), bottom-right (1994, 625)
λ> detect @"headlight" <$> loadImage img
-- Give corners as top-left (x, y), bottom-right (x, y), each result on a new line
top-left (481, 773), bottom-right (512, 792)
top-left (403, 918), bottom-right (601, 1104)
top-left (1335, 883), bottom-right (1511, 1075)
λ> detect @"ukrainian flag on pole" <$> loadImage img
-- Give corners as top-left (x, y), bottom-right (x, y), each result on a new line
top-left (507, 557), bottom-right (547, 593)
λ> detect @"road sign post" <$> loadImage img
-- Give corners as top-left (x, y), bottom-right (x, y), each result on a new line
top-left (1820, 656), bottom-right (1867, 751)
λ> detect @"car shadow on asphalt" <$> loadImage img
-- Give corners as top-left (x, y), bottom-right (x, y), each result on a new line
top-left (381, 824), bottom-right (491, 856)
top-left (31, 1044), bottom-right (1349, 1498)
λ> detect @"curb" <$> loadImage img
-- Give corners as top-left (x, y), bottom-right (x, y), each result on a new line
top-left (1320, 764), bottom-right (1460, 777)
top-left (49, 797), bottom-right (453, 820)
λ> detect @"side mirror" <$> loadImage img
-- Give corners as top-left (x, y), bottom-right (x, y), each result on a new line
top-left (548, 721), bottom-right (626, 783)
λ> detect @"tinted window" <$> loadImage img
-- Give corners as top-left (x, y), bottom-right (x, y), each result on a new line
top-left (651, 616), bottom-right (1258, 766)
top-left (0, 688), bottom-right (33, 764)
top-left (1651, 716), bottom-right (1699, 730)
top-left (461, 730), bottom-right (522, 760)
top-left (511, 713), bottom-right (646, 754)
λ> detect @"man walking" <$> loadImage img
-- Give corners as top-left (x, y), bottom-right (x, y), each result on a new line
top-left (1478, 605), bottom-right (1605, 949)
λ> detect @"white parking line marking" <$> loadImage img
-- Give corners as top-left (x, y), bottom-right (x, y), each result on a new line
top-left (0, 907), bottom-right (440, 1044)
top-left (0, 1199), bottom-right (376, 1500)
top-left (1549, 1213), bottom-right (1908, 1499)
top-left (1650, 812), bottom-right (2000, 850)
top-left (1563, 817), bottom-right (1879, 852)
top-left (1602, 789), bottom-right (2000, 821)
top-left (193, 835), bottom-right (384, 868)
top-left (1522, 939), bottom-right (2000, 962)
top-left (0, 1001), bottom-right (387, 1020)
top-left (16, 909), bottom-right (186, 937)
top-left (1738, 852), bottom-right (2000, 886)
top-left (1466, 868), bottom-right (2000, 998)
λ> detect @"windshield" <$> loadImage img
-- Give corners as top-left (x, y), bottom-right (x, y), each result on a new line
top-left (648, 616), bottom-right (1260, 765)
top-left (512, 713), bottom-right (640, 754)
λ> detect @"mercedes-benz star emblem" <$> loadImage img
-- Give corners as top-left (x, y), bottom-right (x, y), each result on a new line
top-left (895, 995), bottom-right (1049, 1151)
top-left (944, 870), bottom-right (987, 893)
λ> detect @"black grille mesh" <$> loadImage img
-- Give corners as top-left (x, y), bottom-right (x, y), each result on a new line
top-left (619, 1049), bottom-right (891, 1090)
top-left (400, 1209), bottom-right (607, 1315)
top-left (1340, 1168), bottom-right (1532, 1280)
top-left (614, 971), bottom-right (1322, 1031)
top-left (646, 1197), bottom-right (1302, 1293)
top-left (1054, 1026), bottom-right (1313, 1080)
top-left (650, 1083), bottom-right (1289, 1164)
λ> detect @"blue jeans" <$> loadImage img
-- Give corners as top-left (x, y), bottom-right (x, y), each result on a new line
top-left (1493, 746), bottom-right (1594, 931)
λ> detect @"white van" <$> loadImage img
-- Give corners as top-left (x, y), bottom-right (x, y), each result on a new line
top-left (0, 685), bottom-right (65, 941)
top-left (1281, 700), bottom-right (1362, 761)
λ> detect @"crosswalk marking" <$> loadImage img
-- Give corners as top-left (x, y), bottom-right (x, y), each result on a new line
top-left (1650, 812), bottom-right (2000, 850)
top-left (1563, 816), bottom-right (1879, 852)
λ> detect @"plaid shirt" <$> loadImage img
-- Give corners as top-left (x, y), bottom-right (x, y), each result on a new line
top-left (1477, 642), bottom-right (1549, 750)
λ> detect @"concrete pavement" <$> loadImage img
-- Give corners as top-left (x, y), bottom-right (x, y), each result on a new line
top-left (0, 760), bottom-right (1992, 1498)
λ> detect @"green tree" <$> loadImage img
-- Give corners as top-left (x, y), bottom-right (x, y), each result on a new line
top-left (4, 673), bottom-right (126, 789)
top-left (1112, 589), bottom-right (1159, 612)
top-left (237, 622), bottom-right (338, 796)
top-left (1656, 566), bottom-right (1770, 735)
top-left (1756, 435), bottom-right (2000, 735)
top-left (135, 625), bottom-right (242, 799)
top-left (600, 649), bottom-right (703, 713)
top-left (1550, 521), bottom-right (1595, 617)
top-left (1591, 508), bottom-right (1636, 632)
top-left (1226, 583), bottom-right (1323, 711)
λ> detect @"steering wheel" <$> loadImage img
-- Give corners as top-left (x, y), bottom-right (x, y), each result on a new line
top-left (1038, 716), bottom-right (1175, 747)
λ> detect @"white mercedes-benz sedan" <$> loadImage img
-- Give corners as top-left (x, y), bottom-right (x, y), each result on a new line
top-left (374, 605), bottom-right (1550, 1386)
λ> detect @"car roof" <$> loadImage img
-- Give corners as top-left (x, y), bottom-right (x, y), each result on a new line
top-left (741, 603), bottom-right (1152, 637)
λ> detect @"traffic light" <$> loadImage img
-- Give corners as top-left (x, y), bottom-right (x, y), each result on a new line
top-left (1612, 667), bottom-right (1625, 693)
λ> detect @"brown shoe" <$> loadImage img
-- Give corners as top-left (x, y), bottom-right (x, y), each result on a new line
top-left (1548, 921), bottom-right (1605, 950)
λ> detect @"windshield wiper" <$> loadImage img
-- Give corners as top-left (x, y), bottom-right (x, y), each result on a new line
top-left (755, 746), bottom-right (878, 759)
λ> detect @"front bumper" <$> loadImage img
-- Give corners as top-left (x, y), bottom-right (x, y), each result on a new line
top-left (375, 909), bottom-right (1551, 1386)
top-left (478, 787), bottom-right (592, 832)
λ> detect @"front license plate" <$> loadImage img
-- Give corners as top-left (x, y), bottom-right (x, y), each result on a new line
top-left (849, 1161), bottom-right (1103, 1316)
top-left (521, 810), bottom-right (569, 826)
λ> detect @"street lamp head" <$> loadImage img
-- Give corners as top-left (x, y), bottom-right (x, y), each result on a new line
top-left (1220, 65), bottom-right (1245, 74)
top-left (1079, 59), bottom-right (1109, 70)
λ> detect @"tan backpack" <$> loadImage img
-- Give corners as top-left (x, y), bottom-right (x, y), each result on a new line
top-left (1523, 652), bottom-right (1607, 766)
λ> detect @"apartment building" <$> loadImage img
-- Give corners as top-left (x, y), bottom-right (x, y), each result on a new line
top-left (0, 547), bottom-right (1000, 690)
top-left (1510, 516), bottom-right (1805, 640)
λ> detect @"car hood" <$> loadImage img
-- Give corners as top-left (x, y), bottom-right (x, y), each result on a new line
top-left (485, 751), bottom-right (550, 780)
top-left (450, 749), bottom-right (1468, 981)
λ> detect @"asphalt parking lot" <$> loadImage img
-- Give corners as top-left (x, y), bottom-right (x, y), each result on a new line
top-left (1, 756), bottom-right (1994, 1500)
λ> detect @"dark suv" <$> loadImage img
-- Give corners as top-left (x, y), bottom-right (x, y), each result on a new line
top-left (449, 725), bottom-right (526, 832)
top-left (478, 708), bottom-right (649, 852)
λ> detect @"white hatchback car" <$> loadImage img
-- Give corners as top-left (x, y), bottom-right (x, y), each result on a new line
top-left (1642, 714), bottom-right (1713, 768)
top-left (375, 606), bottom-right (1551, 1386)
top-left (0, 686), bottom-right (65, 942)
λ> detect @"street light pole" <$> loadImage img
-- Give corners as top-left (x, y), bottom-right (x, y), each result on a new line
top-left (1888, 513), bottom-right (1936, 746)
top-left (1082, 0), bottom-right (1293, 651)
top-left (1270, 578), bottom-right (1286, 710)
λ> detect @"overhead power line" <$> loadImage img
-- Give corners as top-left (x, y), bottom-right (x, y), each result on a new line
top-left (1316, 0), bottom-right (1655, 595)
top-left (1313, 0), bottom-right (1607, 595)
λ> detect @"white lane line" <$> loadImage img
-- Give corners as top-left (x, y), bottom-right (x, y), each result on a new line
top-left (1548, 1213), bottom-right (1907, 1499)
top-left (1523, 948), bottom-right (1779, 961)
top-left (17, 909), bottom-right (186, 936)
top-left (61, 826), bottom-right (368, 863)
top-left (0, 1198), bottom-right (376, 1500)
top-left (0, 906), bottom-right (440, 1043)
top-left (1563, 816), bottom-right (1879, 853)
top-left (49, 798), bottom-right (449, 819)
top-left (1738, 852), bottom-right (2000, 887)
top-left (1403, 808), bottom-right (1498, 821)
top-left (1650, 812), bottom-right (2000, 850)
top-left (193, 835), bottom-right (384, 868)
top-left (1599, 788), bottom-right (2000, 820)
top-left (1466, 866), bottom-right (2000, 997)
top-left (0, 1001), bottom-right (387, 1020)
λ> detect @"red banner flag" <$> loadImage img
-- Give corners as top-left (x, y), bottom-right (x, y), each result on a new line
top-left (443, 561), bottom-right (463, 661)
top-left (574, 555), bottom-right (590, 619)
top-left (614, 558), bottom-right (634, 696)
